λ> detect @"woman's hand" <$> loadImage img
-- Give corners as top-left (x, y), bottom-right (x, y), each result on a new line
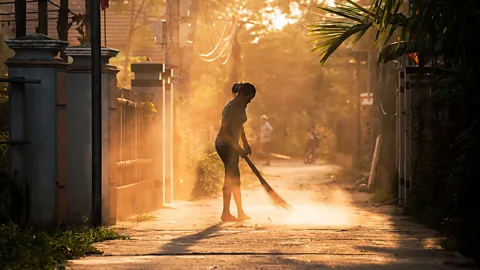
top-left (235, 144), bottom-right (247, 157)
top-left (244, 143), bottom-right (252, 156)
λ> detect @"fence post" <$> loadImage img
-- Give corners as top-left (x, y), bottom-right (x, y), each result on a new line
top-left (397, 68), bottom-right (406, 206)
top-left (163, 68), bottom-right (174, 204)
top-left (131, 62), bottom-right (165, 208)
top-left (64, 45), bottom-right (119, 224)
top-left (5, 33), bottom-right (68, 227)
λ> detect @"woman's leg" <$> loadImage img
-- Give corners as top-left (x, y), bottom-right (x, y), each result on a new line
top-left (216, 144), bottom-right (238, 221)
top-left (263, 142), bottom-right (271, 165)
top-left (227, 154), bottom-right (251, 221)
top-left (233, 187), bottom-right (250, 221)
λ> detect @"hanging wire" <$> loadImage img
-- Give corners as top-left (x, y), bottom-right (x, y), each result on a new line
top-left (221, 23), bottom-right (241, 65)
top-left (196, 21), bottom-right (239, 63)
top-left (198, 19), bottom-right (231, 57)
top-left (220, 37), bottom-right (234, 65)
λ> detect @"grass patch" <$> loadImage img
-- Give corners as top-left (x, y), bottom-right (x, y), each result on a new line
top-left (0, 222), bottom-right (127, 269)
top-left (131, 213), bottom-right (156, 222)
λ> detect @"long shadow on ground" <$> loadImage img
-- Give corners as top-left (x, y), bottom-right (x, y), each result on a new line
top-left (161, 223), bottom-right (223, 254)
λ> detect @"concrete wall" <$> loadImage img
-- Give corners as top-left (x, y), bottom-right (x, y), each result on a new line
top-left (5, 33), bottom-right (68, 227)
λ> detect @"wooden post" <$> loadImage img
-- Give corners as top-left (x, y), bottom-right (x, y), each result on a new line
top-left (397, 68), bottom-right (406, 206)
top-left (355, 54), bottom-right (362, 165)
top-left (58, 0), bottom-right (69, 41)
top-left (14, 0), bottom-right (26, 38)
top-left (37, 0), bottom-right (48, 35)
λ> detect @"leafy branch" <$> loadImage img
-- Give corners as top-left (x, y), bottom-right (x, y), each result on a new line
top-left (68, 14), bottom-right (87, 45)
top-left (307, 0), bottom-right (407, 64)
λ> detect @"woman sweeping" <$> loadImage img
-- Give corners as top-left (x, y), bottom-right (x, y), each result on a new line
top-left (215, 82), bottom-right (256, 222)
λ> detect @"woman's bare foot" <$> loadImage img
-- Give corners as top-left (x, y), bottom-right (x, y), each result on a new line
top-left (237, 212), bottom-right (251, 221)
top-left (221, 213), bottom-right (238, 222)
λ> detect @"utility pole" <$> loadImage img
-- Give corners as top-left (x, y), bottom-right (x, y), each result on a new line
top-left (164, 0), bottom-right (180, 204)
top-left (14, 0), bottom-right (26, 38)
top-left (91, 0), bottom-right (102, 226)
top-left (37, 0), bottom-right (48, 35)
top-left (166, 0), bottom-right (180, 72)
top-left (178, 0), bottom-right (199, 100)
top-left (58, 0), bottom-right (69, 41)
top-left (227, 21), bottom-right (241, 94)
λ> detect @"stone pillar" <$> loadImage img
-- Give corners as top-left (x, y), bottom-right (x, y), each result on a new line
top-left (163, 68), bottom-right (174, 204)
top-left (5, 34), bottom-right (69, 227)
top-left (131, 62), bottom-right (165, 207)
top-left (64, 45), bottom-right (119, 224)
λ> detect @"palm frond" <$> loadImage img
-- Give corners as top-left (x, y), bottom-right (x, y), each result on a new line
top-left (308, 0), bottom-right (408, 64)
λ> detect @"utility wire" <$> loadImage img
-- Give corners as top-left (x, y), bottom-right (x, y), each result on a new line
top-left (198, 19), bottom-right (230, 57)
top-left (196, 19), bottom-right (238, 62)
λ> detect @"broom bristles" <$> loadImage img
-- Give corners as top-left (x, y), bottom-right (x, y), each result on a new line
top-left (243, 156), bottom-right (294, 212)
top-left (259, 178), bottom-right (294, 212)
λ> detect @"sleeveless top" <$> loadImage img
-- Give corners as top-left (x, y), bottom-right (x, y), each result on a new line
top-left (215, 100), bottom-right (247, 146)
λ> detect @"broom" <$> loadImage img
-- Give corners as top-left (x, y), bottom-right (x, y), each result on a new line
top-left (242, 156), bottom-right (294, 211)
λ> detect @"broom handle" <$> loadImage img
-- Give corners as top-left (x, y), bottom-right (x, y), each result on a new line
top-left (242, 156), bottom-right (265, 182)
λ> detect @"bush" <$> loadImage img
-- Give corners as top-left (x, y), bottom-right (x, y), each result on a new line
top-left (0, 222), bottom-right (127, 269)
top-left (181, 146), bottom-right (224, 199)
top-left (192, 150), bottom-right (224, 198)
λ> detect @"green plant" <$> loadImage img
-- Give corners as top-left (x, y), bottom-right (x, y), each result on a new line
top-left (1, 23), bottom-right (14, 103)
top-left (110, 55), bottom-right (149, 89)
top-left (143, 101), bottom-right (157, 120)
top-left (0, 222), bottom-right (127, 269)
top-left (68, 14), bottom-right (88, 45)
top-left (0, 130), bottom-right (8, 174)
top-left (182, 146), bottom-right (224, 198)
top-left (194, 151), bottom-right (224, 198)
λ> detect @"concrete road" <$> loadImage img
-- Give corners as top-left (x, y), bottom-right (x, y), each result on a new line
top-left (70, 160), bottom-right (474, 269)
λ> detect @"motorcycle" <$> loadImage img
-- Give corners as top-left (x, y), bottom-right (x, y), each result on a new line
top-left (303, 132), bottom-right (325, 164)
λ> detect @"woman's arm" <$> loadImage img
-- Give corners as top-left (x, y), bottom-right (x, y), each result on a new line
top-left (241, 126), bottom-right (249, 146)
top-left (241, 126), bottom-right (251, 155)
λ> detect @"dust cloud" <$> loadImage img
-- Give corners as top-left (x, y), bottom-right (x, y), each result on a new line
top-left (242, 181), bottom-right (363, 227)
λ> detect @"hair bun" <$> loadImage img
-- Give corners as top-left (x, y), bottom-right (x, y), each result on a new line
top-left (232, 82), bottom-right (243, 94)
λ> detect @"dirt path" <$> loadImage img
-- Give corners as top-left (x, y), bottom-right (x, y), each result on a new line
top-left (70, 160), bottom-right (473, 269)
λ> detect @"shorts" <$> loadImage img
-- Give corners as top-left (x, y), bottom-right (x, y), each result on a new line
top-left (215, 143), bottom-right (241, 190)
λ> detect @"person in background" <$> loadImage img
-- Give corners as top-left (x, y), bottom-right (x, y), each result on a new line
top-left (260, 115), bottom-right (273, 165)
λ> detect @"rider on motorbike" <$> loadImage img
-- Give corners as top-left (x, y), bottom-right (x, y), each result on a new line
top-left (304, 129), bottom-right (326, 164)
top-left (305, 131), bottom-right (320, 156)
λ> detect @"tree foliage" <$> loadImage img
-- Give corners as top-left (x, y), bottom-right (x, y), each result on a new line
top-left (190, 0), bottom-right (361, 156)
top-left (108, 0), bottom-right (165, 88)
